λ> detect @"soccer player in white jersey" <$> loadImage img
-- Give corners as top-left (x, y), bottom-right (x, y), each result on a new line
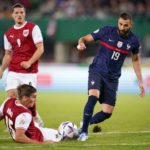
top-left (0, 3), bottom-right (44, 126)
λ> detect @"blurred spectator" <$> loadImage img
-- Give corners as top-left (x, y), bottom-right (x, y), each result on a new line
top-left (0, 0), bottom-right (149, 20)
top-left (143, 34), bottom-right (150, 57)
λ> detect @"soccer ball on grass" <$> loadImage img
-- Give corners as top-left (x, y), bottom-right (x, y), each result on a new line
top-left (58, 121), bottom-right (78, 140)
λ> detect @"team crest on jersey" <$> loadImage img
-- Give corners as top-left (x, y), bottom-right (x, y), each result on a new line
top-left (127, 44), bottom-right (131, 50)
top-left (91, 80), bottom-right (95, 85)
top-left (117, 41), bottom-right (123, 48)
top-left (23, 29), bottom-right (29, 37)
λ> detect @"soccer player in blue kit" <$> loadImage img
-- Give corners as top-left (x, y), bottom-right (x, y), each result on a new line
top-left (77, 12), bottom-right (145, 141)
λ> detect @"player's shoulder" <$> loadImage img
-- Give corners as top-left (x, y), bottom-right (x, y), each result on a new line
top-left (4, 98), bottom-right (16, 105)
top-left (5, 26), bottom-right (14, 35)
top-left (2, 98), bottom-right (16, 112)
top-left (26, 22), bottom-right (35, 27)
top-left (129, 31), bottom-right (140, 43)
top-left (100, 25), bottom-right (116, 32)
top-left (102, 25), bottom-right (115, 30)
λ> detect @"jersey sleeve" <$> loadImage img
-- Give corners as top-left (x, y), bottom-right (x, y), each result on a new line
top-left (91, 26), bottom-right (109, 41)
top-left (15, 112), bottom-right (32, 130)
top-left (131, 38), bottom-right (140, 54)
top-left (4, 34), bottom-right (12, 51)
top-left (32, 25), bottom-right (43, 44)
top-left (0, 98), bottom-right (9, 116)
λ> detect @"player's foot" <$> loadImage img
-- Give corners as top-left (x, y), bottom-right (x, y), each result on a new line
top-left (78, 132), bottom-right (88, 141)
top-left (92, 125), bottom-right (102, 133)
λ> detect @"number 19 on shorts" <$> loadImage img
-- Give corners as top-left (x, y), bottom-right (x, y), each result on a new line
top-left (111, 51), bottom-right (120, 60)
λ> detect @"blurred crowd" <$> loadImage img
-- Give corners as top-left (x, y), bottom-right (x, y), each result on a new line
top-left (0, 0), bottom-right (150, 62)
top-left (0, 0), bottom-right (150, 20)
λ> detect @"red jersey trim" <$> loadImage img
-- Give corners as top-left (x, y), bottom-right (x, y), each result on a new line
top-left (100, 41), bottom-right (129, 54)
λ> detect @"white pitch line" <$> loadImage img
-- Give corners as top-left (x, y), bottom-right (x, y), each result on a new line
top-left (62, 143), bottom-right (150, 147)
top-left (0, 143), bottom-right (150, 149)
top-left (0, 130), bottom-right (150, 140)
top-left (90, 130), bottom-right (150, 135)
top-left (0, 142), bottom-right (150, 149)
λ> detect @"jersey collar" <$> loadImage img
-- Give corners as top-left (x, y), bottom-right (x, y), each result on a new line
top-left (14, 21), bottom-right (27, 30)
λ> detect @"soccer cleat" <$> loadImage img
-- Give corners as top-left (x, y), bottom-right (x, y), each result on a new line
top-left (92, 125), bottom-right (102, 133)
top-left (77, 132), bottom-right (88, 141)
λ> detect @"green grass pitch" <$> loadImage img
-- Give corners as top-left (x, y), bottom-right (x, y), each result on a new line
top-left (0, 91), bottom-right (150, 150)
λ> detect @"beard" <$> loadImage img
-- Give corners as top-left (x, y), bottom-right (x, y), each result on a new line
top-left (118, 28), bottom-right (131, 37)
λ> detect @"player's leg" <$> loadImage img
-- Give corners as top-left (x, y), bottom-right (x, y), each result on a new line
top-left (90, 104), bottom-right (114, 125)
top-left (5, 71), bottom-right (20, 98)
top-left (80, 89), bottom-right (99, 133)
top-left (39, 128), bottom-right (62, 143)
top-left (90, 78), bottom-right (118, 126)
top-left (78, 72), bottom-right (101, 141)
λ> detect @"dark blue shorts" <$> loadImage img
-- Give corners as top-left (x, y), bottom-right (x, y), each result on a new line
top-left (88, 72), bottom-right (118, 106)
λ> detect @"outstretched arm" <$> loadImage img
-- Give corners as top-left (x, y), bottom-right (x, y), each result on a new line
top-left (132, 53), bottom-right (145, 97)
top-left (77, 34), bottom-right (94, 51)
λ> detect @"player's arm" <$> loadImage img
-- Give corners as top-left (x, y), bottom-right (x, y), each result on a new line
top-left (77, 34), bottom-right (94, 51)
top-left (0, 106), bottom-right (4, 120)
top-left (131, 53), bottom-right (145, 97)
top-left (0, 34), bottom-right (12, 79)
top-left (20, 42), bottom-right (44, 69)
top-left (15, 128), bottom-right (42, 144)
top-left (15, 128), bottom-right (54, 144)
top-left (0, 99), bottom-right (8, 120)
top-left (15, 113), bottom-right (42, 144)
top-left (15, 113), bottom-right (55, 144)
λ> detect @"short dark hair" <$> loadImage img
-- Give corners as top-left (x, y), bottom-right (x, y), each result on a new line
top-left (17, 84), bottom-right (36, 99)
top-left (11, 3), bottom-right (25, 12)
top-left (119, 12), bottom-right (132, 21)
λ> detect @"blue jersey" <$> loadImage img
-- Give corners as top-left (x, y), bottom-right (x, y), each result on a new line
top-left (90, 26), bottom-right (140, 79)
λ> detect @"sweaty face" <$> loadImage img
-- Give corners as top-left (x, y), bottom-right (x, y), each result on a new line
top-left (118, 18), bottom-right (132, 37)
top-left (12, 7), bottom-right (25, 26)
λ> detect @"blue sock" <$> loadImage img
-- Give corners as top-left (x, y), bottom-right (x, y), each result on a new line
top-left (82, 96), bottom-right (97, 133)
top-left (90, 111), bottom-right (112, 124)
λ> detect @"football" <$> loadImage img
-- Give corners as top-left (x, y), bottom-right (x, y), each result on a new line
top-left (58, 121), bottom-right (78, 140)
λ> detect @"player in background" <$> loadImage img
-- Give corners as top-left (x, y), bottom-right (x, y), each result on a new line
top-left (77, 12), bottom-right (145, 141)
top-left (0, 84), bottom-right (62, 144)
top-left (0, 3), bottom-right (44, 126)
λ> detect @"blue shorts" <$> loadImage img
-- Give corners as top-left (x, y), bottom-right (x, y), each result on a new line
top-left (88, 72), bottom-right (118, 106)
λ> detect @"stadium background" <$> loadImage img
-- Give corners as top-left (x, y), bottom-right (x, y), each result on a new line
top-left (0, 0), bottom-right (150, 94)
top-left (0, 1), bottom-right (150, 150)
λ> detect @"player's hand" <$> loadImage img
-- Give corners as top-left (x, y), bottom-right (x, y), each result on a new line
top-left (20, 61), bottom-right (32, 69)
top-left (77, 43), bottom-right (86, 51)
top-left (139, 82), bottom-right (145, 97)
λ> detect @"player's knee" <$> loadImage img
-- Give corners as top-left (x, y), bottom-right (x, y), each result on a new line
top-left (89, 89), bottom-right (100, 98)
